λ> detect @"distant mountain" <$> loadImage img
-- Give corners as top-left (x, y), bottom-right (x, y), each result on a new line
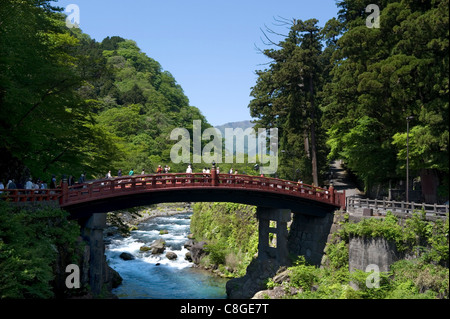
top-left (214, 120), bottom-right (257, 155)
top-left (214, 120), bottom-right (254, 136)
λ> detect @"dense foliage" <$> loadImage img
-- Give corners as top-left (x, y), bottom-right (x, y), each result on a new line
top-left (325, 0), bottom-right (449, 199)
top-left (190, 202), bottom-right (259, 277)
top-left (249, 0), bottom-right (449, 202)
top-left (0, 0), bottom-right (210, 186)
top-left (271, 212), bottom-right (449, 299)
top-left (0, 201), bottom-right (81, 299)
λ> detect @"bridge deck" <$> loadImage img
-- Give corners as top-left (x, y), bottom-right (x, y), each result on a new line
top-left (2, 173), bottom-right (346, 215)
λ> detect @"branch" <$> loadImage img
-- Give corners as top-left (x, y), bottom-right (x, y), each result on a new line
top-left (272, 16), bottom-right (295, 28)
top-left (260, 27), bottom-right (281, 47)
top-left (14, 78), bottom-right (71, 128)
top-left (43, 147), bottom-right (69, 173)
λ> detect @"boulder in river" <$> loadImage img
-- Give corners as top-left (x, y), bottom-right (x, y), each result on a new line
top-left (190, 241), bottom-right (207, 264)
top-left (166, 251), bottom-right (178, 260)
top-left (150, 238), bottom-right (166, 254)
top-left (119, 252), bottom-right (135, 260)
top-left (184, 239), bottom-right (195, 250)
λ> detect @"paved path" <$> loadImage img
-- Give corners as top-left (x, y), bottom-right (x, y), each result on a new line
top-left (328, 160), bottom-right (363, 198)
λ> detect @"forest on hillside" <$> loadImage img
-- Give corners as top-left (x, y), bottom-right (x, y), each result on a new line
top-left (0, 0), bottom-right (448, 204)
top-left (0, 0), bottom-right (210, 186)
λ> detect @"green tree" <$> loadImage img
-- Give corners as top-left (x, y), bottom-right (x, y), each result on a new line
top-left (0, 0), bottom-right (119, 182)
top-left (249, 18), bottom-right (330, 184)
top-left (323, 0), bottom-right (449, 200)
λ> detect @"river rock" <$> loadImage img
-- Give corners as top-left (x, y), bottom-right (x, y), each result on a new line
top-left (184, 239), bottom-right (195, 250)
top-left (273, 268), bottom-right (291, 284)
top-left (190, 241), bottom-right (207, 264)
top-left (150, 238), bottom-right (166, 254)
top-left (166, 252), bottom-right (178, 260)
top-left (252, 286), bottom-right (302, 299)
top-left (185, 251), bottom-right (192, 262)
top-left (139, 245), bottom-right (151, 252)
top-left (119, 252), bottom-right (135, 260)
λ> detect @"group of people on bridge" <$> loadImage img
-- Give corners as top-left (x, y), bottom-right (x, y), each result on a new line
top-left (0, 164), bottom-right (311, 193)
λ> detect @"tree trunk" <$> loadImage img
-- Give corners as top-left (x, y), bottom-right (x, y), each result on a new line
top-left (303, 130), bottom-right (310, 159)
top-left (309, 76), bottom-right (319, 186)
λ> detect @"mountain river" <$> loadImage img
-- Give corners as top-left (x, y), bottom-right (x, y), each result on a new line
top-left (105, 211), bottom-right (228, 299)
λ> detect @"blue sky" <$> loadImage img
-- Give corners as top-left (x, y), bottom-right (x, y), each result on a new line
top-left (53, 0), bottom-right (340, 126)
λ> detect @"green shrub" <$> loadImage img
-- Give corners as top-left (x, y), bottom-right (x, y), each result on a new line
top-left (204, 242), bottom-right (228, 265)
top-left (0, 201), bottom-right (81, 299)
top-left (190, 203), bottom-right (258, 277)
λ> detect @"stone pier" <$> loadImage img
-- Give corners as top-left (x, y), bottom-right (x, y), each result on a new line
top-left (257, 207), bottom-right (291, 265)
top-left (226, 207), bottom-right (292, 299)
top-left (288, 212), bottom-right (334, 266)
top-left (79, 213), bottom-right (107, 296)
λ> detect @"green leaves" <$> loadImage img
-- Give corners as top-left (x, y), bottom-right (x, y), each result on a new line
top-left (0, 0), bottom-right (210, 181)
top-left (250, 19), bottom-right (328, 183)
top-left (323, 0), bottom-right (449, 197)
top-left (0, 201), bottom-right (80, 299)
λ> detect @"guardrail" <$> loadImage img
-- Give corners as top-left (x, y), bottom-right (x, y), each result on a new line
top-left (62, 173), bottom-right (345, 208)
top-left (347, 196), bottom-right (448, 218)
top-left (0, 189), bottom-right (62, 202)
top-left (1, 173), bottom-right (346, 209)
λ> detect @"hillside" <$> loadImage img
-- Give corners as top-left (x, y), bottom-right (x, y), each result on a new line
top-left (0, 2), bottom-right (211, 184)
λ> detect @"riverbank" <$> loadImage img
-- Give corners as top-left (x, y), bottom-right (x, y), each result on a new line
top-left (104, 203), bottom-right (192, 238)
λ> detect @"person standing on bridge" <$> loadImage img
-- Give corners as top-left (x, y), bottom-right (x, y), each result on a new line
top-left (186, 165), bottom-right (192, 183)
top-left (118, 169), bottom-right (122, 177)
top-left (106, 170), bottom-right (112, 179)
top-left (129, 169), bottom-right (134, 176)
top-left (7, 179), bottom-right (16, 189)
top-left (78, 172), bottom-right (86, 184)
top-left (25, 178), bottom-right (33, 190)
top-left (50, 175), bottom-right (56, 189)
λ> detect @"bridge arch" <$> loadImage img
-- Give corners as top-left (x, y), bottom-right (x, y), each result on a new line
top-left (58, 172), bottom-right (345, 218)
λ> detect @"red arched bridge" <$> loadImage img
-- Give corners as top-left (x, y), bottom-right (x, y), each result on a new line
top-left (2, 171), bottom-right (346, 218)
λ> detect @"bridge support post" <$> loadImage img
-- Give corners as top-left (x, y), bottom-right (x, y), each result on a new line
top-left (211, 161), bottom-right (218, 186)
top-left (287, 212), bottom-right (334, 266)
top-left (60, 177), bottom-right (68, 206)
top-left (257, 207), bottom-right (291, 264)
top-left (80, 213), bottom-right (107, 296)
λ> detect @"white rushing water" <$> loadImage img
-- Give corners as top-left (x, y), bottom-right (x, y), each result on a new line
top-left (105, 212), bottom-right (228, 299)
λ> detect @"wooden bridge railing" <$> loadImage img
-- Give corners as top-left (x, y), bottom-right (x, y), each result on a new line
top-left (1, 172), bottom-right (346, 209)
top-left (0, 189), bottom-right (62, 202)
